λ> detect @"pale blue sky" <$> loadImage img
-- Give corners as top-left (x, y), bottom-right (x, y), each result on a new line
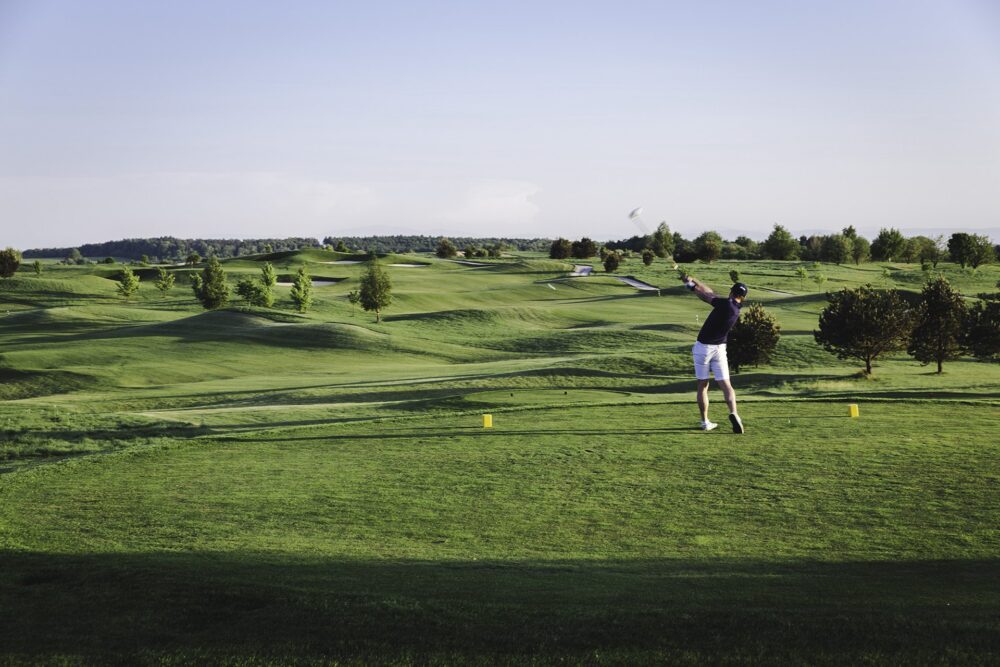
top-left (1, 0), bottom-right (998, 247)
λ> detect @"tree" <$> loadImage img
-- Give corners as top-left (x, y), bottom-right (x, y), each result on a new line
top-left (196, 256), bottom-right (229, 309)
top-left (729, 269), bottom-right (741, 284)
top-left (116, 266), bottom-right (140, 300)
top-left (851, 236), bottom-right (870, 265)
top-left (762, 224), bottom-right (798, 260)
top-left (948, 233), bottom-right (993, 269)
top-left (694, 231), bottom-right (722, 263)
top-left (733, 236), bottom-right (760, 259)
top-left (66, 248), bottom-right (84, 265)
top-left (641, 249), bottom-right (654, 266)
top-left (32, 260), bottom-right (42, 276)
top-left (235, 277), bottom-right (273, 308)
top-left (870, 228), bottom-right (905, 261)
top-left (907, 277), bottom-right (967, 373)
top-left (812, 272), bottom-right (827, 291)
top-left (290, 267), bottom-right (313, 313)
top-left (842, 225), bottom-right (858, 239)
top-left (261, 262), bottom-right (277, 288)
top-left (186, 252), bottom-right (201, 266)
top-left (909, 236), bottom-right (940, 267)
top-left (727, 303), bottom-right (781, 372)
top-left (359, 257), bottom-right (392, 322)
top-left (102, 257), bottom-right (115, 264)
top-left (190, 273), bottom-right (203, 300)
top-left (814, 285), bottom-right (914, 374)
top-left (549, 238), bottom-right (572, 259)
top-left (436, 238), bottom-right (458, 258)
top-left (795, 266), bottom-right (808, 291)
top-left (154, 267), bottom-right (175, 294)
top-left (964, 296), bottom-right (1000, 360)
top-left (347, 289), bottom-right (361, 316)
top-left (571, 238), bottom-right (598, 259)
top-left (820, 234), bottom-right (852, 265)
top-left (335, 240), bottom-right (349, 253)
top-left (0, 247), bottom-right (22, 278)
top-left (650, 222), bottom-right (674, 258)
top-left (603, 252), bottom-right (620, 272)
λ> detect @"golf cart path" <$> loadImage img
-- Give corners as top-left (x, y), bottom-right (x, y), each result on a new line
top-left (570, 265), bottom-right (593, 276)
top-left (276, 279), bottom-right (341, 286)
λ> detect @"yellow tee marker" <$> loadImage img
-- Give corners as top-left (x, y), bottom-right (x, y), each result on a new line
top-left (848, 404), bottom-right (860, 418)
top-left (483, 414), bottom-right (493, 428)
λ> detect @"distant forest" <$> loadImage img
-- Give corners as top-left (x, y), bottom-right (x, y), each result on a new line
top-left (23, 235), bottom-right (553, 262)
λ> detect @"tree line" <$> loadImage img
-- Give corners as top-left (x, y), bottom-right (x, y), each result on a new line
top-left (23, 237), bottom-right (322, 264)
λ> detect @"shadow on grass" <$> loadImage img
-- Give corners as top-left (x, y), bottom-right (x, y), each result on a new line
top-left (0, 552), bottom-right (995, 663)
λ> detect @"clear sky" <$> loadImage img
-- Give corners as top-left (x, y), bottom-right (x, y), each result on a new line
top-left (1, 0), bottom-right (998, 248)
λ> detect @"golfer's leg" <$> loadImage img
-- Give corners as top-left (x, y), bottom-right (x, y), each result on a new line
top-left (697, 380), bottom-right (710, 421)
top-left (717, 379), bottom-right (738, 415)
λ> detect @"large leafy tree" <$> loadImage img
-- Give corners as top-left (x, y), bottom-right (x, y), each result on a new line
top-left (814, 285), bottom-right (914, 374)
top-left (548, 238), bottom-right (571, 260)
top-left (571, 237), bottom-right (598, 259)
top-left (436, 238), bottom-right (458, 258)
top-left (0, 247), bottom-right (22, 278)
top-left (762, 224), bottom-right (799, 260)
top-left (727, 303), bottom-right (781, 373)
top-left (359, 257), bottom-right (392, 322)
top-left (870, 228), bottom-right (906, 261)
top-left (907, 277), bottom-right (967, 373)
top-left (948, 233), bottom-right (993, 269)
top-left (196, 256), bottom-right (229, 309)
top-left (820, 234), bottom-right (852, 265)
top-left (649, 222), bottom-right (674, 258)
top-left (850, 236), bottom-right (870, 265)
top-left (964, 295), bottom-right (1000, 360)
top-left (694, 231), bottom-right (722, 263)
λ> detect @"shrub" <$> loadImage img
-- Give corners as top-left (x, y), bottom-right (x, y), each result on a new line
top-left (728, 303), bottom-right (781, 372)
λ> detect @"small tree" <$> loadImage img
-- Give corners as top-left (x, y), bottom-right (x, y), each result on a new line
top-left (116, 266), bottom-right (140, 300)
top-left (795, 266), bottom-right (808, 291)
top-left (102, 257), bottom-right (115, 264)
top-left (814, 285), bottom-right (914, 374)
top-left (236, 277), bottom-right (274, 308)
top-left (197, 256), bottom-right (229, 309)
top-left (727, 303), bottom-right (781, 372)
top-left (0, 247), bottom-right (22, 278)
top-left (881, 267), bottom-right (892, 286)
top-left (641, 249), bottom-right (654, 266)
top-left (290, 267), bottom-right (313, 313)
top-left (729, 269), bottom-right (741, 284)
top-left (603, 252), bottom-right (620, 273)
top-left (186, 252), bottom-right (201, 267)
top-left (32, 260), bottom-right (42, 276)
top-left (649, 222), bottom-right (674, 258)
top-left (335, 240), bottom-right (349, 253)
top-left (436, 238), bottom-right (458, 258)
top-left (359, 257), bottom-right (392, 322)
top-left (812, 272), bottom-right (827, 291)
top-left (154, 267), bottom-right (175, 294)
top-left (907, 277), bottom-right (967, 373)
top-left (190, 273), bottom-right (203, 300)
top-left (261, 262), bottom-right (277, 288)
top-left (549, 238), bottom-right (572, 259)
top-left (66, 248), bottom-right (83, 265)
top-left (347, 289), bottom-right (361, 316)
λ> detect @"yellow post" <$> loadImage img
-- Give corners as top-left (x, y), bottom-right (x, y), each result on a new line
top-left (483, 414), bottom-right (493, 428)
top-left (848, 404), bottom-right (859, 418)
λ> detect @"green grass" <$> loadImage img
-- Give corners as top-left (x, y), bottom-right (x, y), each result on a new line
top-left (0, 253), bottom-right (998, 664)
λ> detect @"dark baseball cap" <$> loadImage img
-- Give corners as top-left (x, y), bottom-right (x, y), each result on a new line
top-left (731, 282), bottom-right (749, 298)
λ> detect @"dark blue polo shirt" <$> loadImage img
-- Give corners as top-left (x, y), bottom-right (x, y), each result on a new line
top-left (697, 297), bottom-right (742, 345)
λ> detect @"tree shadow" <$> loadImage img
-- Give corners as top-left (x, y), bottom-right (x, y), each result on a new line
top-left (0, 552), bottom-right (995, 663)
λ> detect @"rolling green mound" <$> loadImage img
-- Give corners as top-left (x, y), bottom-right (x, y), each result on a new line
top-left (0, 254), bottom-right (998, 664)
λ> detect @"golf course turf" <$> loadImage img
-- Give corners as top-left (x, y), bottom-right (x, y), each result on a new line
top-left (1, 251), bottom-right (998, 664)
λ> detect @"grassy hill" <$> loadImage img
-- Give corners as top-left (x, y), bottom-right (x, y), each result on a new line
top-left (0, 253), bottom-right (998, 664)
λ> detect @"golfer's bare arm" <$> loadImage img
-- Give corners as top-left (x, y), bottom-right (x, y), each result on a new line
top-left (688, 278), bottom-right (716, 304)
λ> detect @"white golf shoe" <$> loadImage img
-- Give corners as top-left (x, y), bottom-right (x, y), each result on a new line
top-left (701, 420), bottom-right (718, 431)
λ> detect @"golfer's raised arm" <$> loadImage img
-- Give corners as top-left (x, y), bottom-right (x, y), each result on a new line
top-left (685, 276), bottom-right (716, 304)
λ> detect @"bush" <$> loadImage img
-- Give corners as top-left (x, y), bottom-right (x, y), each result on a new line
top-left (0, 247), bottom-right (21, 278)
top-left (236, 277), bottom-right (274, 308)
top-left (603, 253), bottom-right (620, 273)
top-left (727, 303), bottom-right (780, 372)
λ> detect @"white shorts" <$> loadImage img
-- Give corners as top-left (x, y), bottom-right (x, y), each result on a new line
top-left (693, 341), bottom-right (730, 381)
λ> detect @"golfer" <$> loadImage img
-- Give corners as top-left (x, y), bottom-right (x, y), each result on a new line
top-left (681, 275), bottom-right (748, 433)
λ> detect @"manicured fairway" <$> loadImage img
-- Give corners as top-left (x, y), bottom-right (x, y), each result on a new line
top-left (1, 252), bottom-right (998, 664)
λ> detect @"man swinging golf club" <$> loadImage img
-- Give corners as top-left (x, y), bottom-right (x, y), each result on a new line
top-left (680, 272), bottom-right (747, 433)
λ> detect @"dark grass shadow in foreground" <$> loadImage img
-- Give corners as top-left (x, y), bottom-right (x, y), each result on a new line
top-left (0, 552), bottom-right (996, 664)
